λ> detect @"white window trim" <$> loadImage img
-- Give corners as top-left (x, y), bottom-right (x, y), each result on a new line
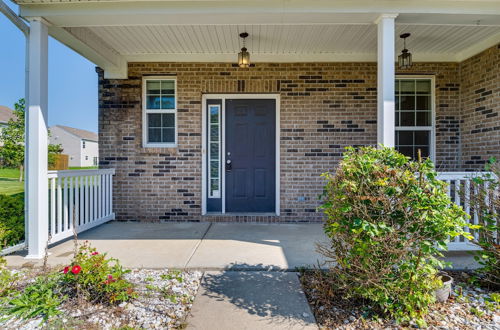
top-left (395, 75), bottom-right (436, 161)
top-left (142, 76), bottom-right (178, 148)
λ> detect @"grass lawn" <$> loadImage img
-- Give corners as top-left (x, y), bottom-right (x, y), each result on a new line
top-left (0, 167), bottom-right (99, 195)
top-left (0, 178), bottom-right (24, 196)
top-left (0, 168), bottom-right (21, 179)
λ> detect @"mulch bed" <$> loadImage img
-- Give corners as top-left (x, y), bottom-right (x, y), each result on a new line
top-left (300, 270), bottom-right (499, 329)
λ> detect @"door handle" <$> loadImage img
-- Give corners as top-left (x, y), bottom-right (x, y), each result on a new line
top-left (226, 159), bottom-right (232, 171)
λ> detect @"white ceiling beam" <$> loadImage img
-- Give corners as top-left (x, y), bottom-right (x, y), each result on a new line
top-left (48, 26), bottom-right (127, 78)
top-left (18, 1), bottom-right (500, 27)
top-left (0, 0), bottom-right (29, 35)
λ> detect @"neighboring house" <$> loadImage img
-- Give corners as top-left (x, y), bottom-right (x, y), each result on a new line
top-left (49, 125), bottom-right (98, 167)
top-left (0, 106), bottom-right (15, 147)
top-left (12, 0), bottom-right (500, 257)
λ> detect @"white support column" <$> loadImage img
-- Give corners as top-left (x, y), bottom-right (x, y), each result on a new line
top-left (376, 14), bottom-right (398, 148)
top-left (25, 18), bottom-right (49, 259)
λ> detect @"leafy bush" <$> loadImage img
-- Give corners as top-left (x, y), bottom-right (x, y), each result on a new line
top-left (319, 146), bottom-right (469, 325)
top-left (466, 159), bottom-right (500, 289)
top-left (61, 242), bottom-right (136, 304)
top-left (5, 274), bottom-right (63, 322)
top-left (0, 194), bottom-right (24, 248)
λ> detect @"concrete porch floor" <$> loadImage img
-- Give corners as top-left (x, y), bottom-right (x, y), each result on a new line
top-left (5, 222), bottom-right (478, 270)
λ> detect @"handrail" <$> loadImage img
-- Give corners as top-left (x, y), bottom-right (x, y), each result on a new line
top-left (48, 168), bottom-right (115, 178)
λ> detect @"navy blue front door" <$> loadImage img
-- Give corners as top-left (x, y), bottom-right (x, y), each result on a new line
top-left (225, 99), bottom-right (276, 213)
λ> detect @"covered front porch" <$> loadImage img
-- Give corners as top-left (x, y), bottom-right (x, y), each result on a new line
top-left (4, 221), bottom-right (478, 270)
top-left (7, 0), bottom-right (500, 258)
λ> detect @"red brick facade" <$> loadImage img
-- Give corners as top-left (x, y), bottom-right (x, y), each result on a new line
top-left (460, 44), bottom-right (500, 170)
top-left (98, 44), bottom-right (499, 222)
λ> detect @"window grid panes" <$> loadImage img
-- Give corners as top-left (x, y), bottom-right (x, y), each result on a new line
top-left (395, 78), bottom-right (433, 160)
top-left (144, 78), bottom-right (176, 146)
top-left (208, 105), bottom-right (221, 198)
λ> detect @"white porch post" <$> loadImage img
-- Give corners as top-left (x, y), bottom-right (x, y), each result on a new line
top-left (376, 14), bottom-right (398, 148)
top-left (25, 18), bottom-right (49, 259)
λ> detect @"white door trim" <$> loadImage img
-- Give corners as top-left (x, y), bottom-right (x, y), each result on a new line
top-left (201, 94), bottom-right (281, 216)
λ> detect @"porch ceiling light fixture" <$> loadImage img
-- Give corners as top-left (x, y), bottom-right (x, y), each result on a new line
top-left (398, 33), bottom-right (412, 69)
top-left (238, 32), bottom-right (251, 68)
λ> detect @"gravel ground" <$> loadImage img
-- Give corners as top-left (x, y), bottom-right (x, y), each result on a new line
top-left (1, 268), bottom-right (202, 329)
top-left (301, 271), bottom-right (500, 329)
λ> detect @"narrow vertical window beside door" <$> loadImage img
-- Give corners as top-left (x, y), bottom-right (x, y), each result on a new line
top-left (208, 104), bottom-right (221, 198)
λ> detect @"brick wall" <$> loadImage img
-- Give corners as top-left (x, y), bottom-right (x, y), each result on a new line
top-left (98, 62), bottom-right (463, 222)
top-left (460, 44), bottom-right (500, 171)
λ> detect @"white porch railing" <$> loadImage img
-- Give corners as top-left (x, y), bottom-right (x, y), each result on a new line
top-left (437, 172), bottom-right (496, 251)
top-left (47, 169), bottom-right (115, 244)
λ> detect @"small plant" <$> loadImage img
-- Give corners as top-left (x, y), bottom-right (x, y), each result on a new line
top-left (61, 241), bottom-right (137, 304)
top-left (319, 146), bottom-right (469, 325)
top-left (4, 273), bottom-right (63, 322)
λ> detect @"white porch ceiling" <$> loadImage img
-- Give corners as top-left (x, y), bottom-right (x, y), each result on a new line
top-left (80, 24), bottom-right (500, 62)
top-left (14, 0), bottom-right (500, 77)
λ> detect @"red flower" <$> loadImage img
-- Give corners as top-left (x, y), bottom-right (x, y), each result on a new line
top-left (91, 252), bottom-right (99, 256)
top-left (63, 266), bottom-right (70, 274)
top-left (71, 265), bottom-right (82, 275)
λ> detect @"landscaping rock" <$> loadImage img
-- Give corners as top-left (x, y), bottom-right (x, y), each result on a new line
top-left (0, 268), bottom-right (202, 329)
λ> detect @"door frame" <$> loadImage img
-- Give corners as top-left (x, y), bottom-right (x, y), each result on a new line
top-left (201, 94), bottom-right (280, 216)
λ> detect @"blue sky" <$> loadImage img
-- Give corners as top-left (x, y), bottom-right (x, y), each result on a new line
top-left (0, 2), bottom-right (98, 133)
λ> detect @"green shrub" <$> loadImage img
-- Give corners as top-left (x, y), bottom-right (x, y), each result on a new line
top-left (61, 242), bottom-right (136, 304)
top-left (466, 158), bottom-right (500, 289)
top-left (0, 194), bottom-right (24, 248)
top-left (319, 146), bottom-right (469, 325)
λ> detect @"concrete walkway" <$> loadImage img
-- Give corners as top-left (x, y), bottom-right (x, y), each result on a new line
top-left (5, 221), bottom-right (478, 270)
top-left (187, 271), bottom-right (317, 330)
top-left (5, 222), bottom-right (329, 270)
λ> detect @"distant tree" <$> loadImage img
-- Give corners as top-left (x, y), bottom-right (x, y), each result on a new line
top-left (0, 99), bottom-right (63, 181)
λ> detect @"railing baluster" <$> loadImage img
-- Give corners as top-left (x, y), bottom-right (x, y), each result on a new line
top-left (110, 173), bottom-right (113, 214)
top-left (473, 183), bottom-right (479, 240)
top-left (90, 175), bottom-right (95, 222)
top-left (85, 175), bottom-right (89, 225)
top-left (80, 175), bottom-right (84, 227)
top-left (453, 180), bottom-right (461, 242)
top-left (69, 177), bottom-right (74, 231)
top-left (74, 176), bottom-right (79, 230)
top-left (94, 175), bottom-right (99, 220)
top-left (50, 177), bottom-right (56, 236)
top-left (464, 179), bottom-right (470, 235)
top-left (57, 177), bottom-right (62, 234)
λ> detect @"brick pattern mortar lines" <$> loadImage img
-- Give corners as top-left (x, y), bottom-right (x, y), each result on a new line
top-left (97, 52), bottom-right (498, 222)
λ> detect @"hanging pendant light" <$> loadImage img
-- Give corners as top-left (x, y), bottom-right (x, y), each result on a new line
top-left (238, 32), bottom-right (250, 68)
top-left (398, 33), bottom-right (412, 69)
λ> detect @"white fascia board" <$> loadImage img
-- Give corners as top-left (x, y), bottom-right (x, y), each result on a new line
top-left (18, 1), bottom-right (500, 27)
top-left (124, 52), bottom-right (475, 63)
top-left (48, 26), bottom-right (127, 78)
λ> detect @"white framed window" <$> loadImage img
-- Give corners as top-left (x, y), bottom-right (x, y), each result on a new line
top-left (208, 104), bottom-right (221, 198)
top-left (142, 77), bottom-right (177, 147)
top-left (395, 76), bottom-right (435, 161)
top-left (82, 141), bottom-right (86, 149)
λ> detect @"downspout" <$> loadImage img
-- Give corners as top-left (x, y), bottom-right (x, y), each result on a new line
top-left (0, 0), bottom-right (30, 249)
